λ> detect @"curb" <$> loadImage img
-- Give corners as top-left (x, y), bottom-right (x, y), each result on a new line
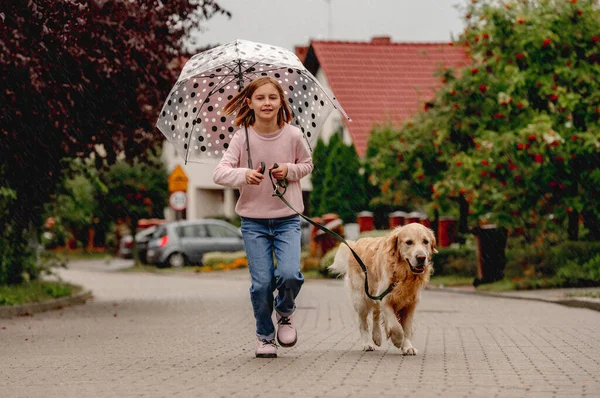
top-left (0, 290), bottom-right (93, 319)
top-left (425, 285), bottom-right (600, 312)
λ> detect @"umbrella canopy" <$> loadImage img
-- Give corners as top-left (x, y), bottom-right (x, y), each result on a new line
top-left (157, 39), bottom-right (350, 163)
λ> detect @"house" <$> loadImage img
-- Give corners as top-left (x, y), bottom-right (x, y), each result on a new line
top-left (300, 36), bottom-right (469, 156)
top-left (162, 37), bottom-right (468, 221)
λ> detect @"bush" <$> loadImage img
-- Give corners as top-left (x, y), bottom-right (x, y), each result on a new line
top-left (433, 246), bottom-right (477, 277)
top-left (202, 251), bottom-right (248, 268)
top-left (554, 254), bottom-right (600, 288)
top-left (319, 246), bottom-right (340, 277)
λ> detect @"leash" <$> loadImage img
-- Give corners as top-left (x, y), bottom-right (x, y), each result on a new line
top-left (266, 164), bottom-right (396, 301)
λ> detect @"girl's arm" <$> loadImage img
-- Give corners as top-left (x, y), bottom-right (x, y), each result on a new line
top-left (213, 132), bottom-right (247, 187)
top-left (285, 133), bottom-right (314, 182)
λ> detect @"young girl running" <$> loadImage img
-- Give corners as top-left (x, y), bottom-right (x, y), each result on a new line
top-left (213, 77), bottom-right (313, 358)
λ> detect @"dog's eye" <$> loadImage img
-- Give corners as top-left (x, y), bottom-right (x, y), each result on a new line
top-left (423, 240), bottom-right (429, 245)
top-left (405, 240), bottom-right (413, 246)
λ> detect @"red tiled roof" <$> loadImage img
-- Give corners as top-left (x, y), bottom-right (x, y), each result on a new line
top-left (306, 38), bottom-right (469, 156)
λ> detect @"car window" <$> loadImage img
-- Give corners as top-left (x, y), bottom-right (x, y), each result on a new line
top-left (154, 226), bottom-right (167, 238)
top-left (206, 224), bottom-right (239, 238)
top-left (178, 224), bottom-right (208, 238)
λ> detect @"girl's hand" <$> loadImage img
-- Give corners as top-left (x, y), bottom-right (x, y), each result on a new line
top-left (245, 166), bottom-right (264, 185)
top-left (269, 163), bottom-right (288, 180)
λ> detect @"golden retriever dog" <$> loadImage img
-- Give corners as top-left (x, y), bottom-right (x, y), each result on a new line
top-left (329, 223), bottom-right (437, 355)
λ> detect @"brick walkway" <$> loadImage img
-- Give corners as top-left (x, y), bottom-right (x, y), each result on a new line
top-left (1, 260), bottom-right (599, 397)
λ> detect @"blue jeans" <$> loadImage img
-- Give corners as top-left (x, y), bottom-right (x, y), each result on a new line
top-left (241, 215), bottom-right (304, 340)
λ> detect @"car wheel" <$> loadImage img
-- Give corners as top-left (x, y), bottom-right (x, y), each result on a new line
top-left (167, 252), bottom-right (186, 268)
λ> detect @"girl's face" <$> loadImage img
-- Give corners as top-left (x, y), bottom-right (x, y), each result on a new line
top-left (247, 83), bottom-right (282, 123)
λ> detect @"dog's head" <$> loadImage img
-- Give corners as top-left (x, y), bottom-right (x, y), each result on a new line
top-left (385, 223), bottom-right (438, 275)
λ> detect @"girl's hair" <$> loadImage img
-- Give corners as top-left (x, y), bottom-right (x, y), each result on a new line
top-left (222, 76), bottom-right (293, 128)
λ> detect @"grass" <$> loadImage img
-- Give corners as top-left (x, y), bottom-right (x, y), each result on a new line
top-left (429, 275), bottom-right (474, 287)
top-left (475, 279), bottom-right (517, 292)
top-left (303, 270), bottom-right (327, 279)
top-left (567, 291), bottom-right (600, 299)
top-left (53, 250), bottom-right (114, 261)
top-left (0, 281), bottom-right (83, 306)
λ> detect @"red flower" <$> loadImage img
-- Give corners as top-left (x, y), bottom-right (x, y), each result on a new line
top-left (547, 94), bottom-right (559, 101)
top-left (593, 36), bottom-right (600, 43)
top-left (456, 161), bottom-right (463, 166)
top-left (479, 84), bottom-right (487, 94)
top-left (496, 113), bottom-right (505, 119)
top-left (517, 19), bottom-right (524, 24)
top-left (550, 141), bottom-right (560, 147)
top-left (554, 156), bottom-right (565, 162)
top-left (527, 135), bottom-right (537, 141)
top-left (516, 103), bottom-right (524, 109)
top-left (483, 33), bottom-right (489, 39)
top-left (566, 61), bottom-right (571, 67)
top-left (481, 160), bottom-right (489, 166)
top-left (559, 184), bottom-right (566, 190)
top-left (450, 90), bottom-right (457, 96)
top-left (571, 135), bottom-right (578, 141)
top-left (509, 164), bottom-right (517, 170)
top-left (496, 163), bottom-right (503, 169)
top-left (459, 188), bottom-right (467, 195)
top-left (517, 143), bottom-right (526, 150)
top-left (417, 174), bottom-right (425, 180)
top-left (516, 53), bottom-right (524, 60)
top-left (471, 68), bottom-right (479, 75)
top-left (543, 39), bottom-right (552, 47)
top-left (481, 171), bottom-right (488, 177)
top-left (534, 154), bottom-right (543, 163)
top-left (549, 181), bottom-right (558, 188)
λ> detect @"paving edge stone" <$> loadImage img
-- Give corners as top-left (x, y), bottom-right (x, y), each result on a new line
top-left (0, 290), bottom-right (93, 319)
top-left (426, 285), bottom-right (600, 312)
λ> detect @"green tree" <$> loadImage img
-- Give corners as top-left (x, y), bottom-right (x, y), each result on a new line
top-left (101, 155), bottom-right (169, 262)
top-left (309, 138), bottom-right (328, 216)
top-left (319, 136), bottom-right (368, 223)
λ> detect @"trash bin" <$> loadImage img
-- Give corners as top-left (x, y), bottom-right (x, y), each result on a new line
top-left (472, 224), bottom-right (508, 286)
top-left (315, 217), bottom-right (343, 257)
top-left (388, 211), bottom-right (407, 229)
top-left (406, 211), bottom-right (421, 225)
top-left (438, 216), bottom-right (457, 247)
top-left (356, 211), bottom-right (374, 233)
top-left (418, 213), bottom-right (431, 228)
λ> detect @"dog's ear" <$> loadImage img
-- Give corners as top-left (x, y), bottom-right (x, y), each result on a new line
top-left (386, 230), bottom-right (401, 257)
top-left (429, 228), bottom-right (438, 254)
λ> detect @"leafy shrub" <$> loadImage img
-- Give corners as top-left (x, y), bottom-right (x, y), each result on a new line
top-left (319, 246), bottom-right (340, 277)
top-left (433, 246), bottom-right (477, 277)
top-left (554, 254), bottom-right (600, 287)
top-left (202, 251), bottom-right (247, 268)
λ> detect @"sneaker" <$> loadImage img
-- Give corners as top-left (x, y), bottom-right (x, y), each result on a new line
top-left (255, 338), bottom-right (277, 358)
top-left (276, 313), bottom-right (297, 347)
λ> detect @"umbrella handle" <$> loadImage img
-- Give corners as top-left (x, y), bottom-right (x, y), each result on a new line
top-left (258, 161), bottom-right (266, 174)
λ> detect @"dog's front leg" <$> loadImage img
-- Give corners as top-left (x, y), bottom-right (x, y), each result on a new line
top-left (371, 302), bottom-right (382, 347)
top-left (398, 304), bottom-right (418, 355)
top-left (382, 303), bottom-right (404, 349)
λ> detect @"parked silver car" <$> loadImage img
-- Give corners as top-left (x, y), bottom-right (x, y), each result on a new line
top-left (118, 226), bottom-right (158, 263)
top-left (146, 219), bottom-right (244, 268)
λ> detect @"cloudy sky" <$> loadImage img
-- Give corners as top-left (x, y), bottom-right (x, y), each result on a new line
top-left (190, 0), bottom-right (466, 51)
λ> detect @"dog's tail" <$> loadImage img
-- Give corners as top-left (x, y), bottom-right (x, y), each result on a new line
top-left (328, 242), bottom-right (354, 276)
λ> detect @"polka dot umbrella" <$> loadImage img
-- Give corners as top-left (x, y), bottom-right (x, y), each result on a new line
top-left (156, 39), bottom-right (351, 164)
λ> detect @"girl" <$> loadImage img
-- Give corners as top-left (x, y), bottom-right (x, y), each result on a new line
top-left (213, 77), bottom-right (313, 358)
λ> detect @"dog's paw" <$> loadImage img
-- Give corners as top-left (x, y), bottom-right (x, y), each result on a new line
top-left (401, 346), bottom-right (418, 356)
top-left (372, 334), bottom-right (382, 347)
top-left (363, 344), bottom-right (376, 352)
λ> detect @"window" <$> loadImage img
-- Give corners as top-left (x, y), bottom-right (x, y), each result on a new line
top-left (206, 224), bottom-right (239, 238)
top-left (178, 224), bottom-right (207, 238)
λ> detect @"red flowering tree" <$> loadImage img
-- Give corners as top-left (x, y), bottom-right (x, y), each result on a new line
top-left (368, 0), bottom-right (600, 241)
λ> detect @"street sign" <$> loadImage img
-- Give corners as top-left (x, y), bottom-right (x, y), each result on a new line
top-left (169, 191), bottom-right (187, 211)
top-left (168, 165), bottom-right (189, 193)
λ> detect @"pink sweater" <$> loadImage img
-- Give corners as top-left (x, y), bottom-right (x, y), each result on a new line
top-left (213, 124), bottom-right (313, 219)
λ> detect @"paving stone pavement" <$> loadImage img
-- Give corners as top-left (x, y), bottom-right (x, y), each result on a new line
top-left (1, 260), bottom-right (599, 398)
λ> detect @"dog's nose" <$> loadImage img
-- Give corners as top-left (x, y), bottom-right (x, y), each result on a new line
top-left (416, 255), bottom-right (426, 266)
